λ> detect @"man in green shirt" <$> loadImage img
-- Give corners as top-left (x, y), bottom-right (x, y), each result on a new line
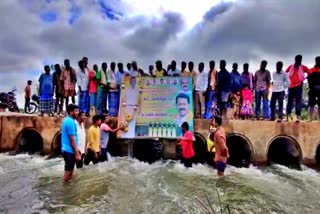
top-left (96, 62), bottom-right (108, 115)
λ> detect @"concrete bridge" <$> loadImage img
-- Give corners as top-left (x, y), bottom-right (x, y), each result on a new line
top-left (0, 113), bottom-right (319, 167)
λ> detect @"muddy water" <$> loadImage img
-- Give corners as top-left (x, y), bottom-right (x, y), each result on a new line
top-left (1, 154), bottom-right (320, 214)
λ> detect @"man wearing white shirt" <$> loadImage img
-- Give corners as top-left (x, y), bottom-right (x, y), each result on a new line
top-left (82, 56), bottom-right (91, 73)
top-left (75, 111), bottom-right (86, 168)
top-left (270, 61), bottom-right (290, 122)
top-left (167, 60), bottom-right (181, 76)
top-left (107, 62), bottom-right (120, 116)
top-left (129, 61), bottom-right (139, 77)
top-left (195, 62), bottom-right (208, 118)
top-left (77, 60), bottom-right (89, 115)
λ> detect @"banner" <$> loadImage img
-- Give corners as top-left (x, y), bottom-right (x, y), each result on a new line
top-left (117, 76), bottom-right (194, 139)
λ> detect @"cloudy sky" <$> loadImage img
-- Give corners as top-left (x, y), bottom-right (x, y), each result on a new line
top-left (1, 0), bottom-right (320, 105)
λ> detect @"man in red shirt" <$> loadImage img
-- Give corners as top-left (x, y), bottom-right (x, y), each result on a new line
top-left (177, 122), bottom-right (194, 168)
top-left (285, 55), bottom-right (309, 122)
top-left (307, 56), bottom-right (320, 122)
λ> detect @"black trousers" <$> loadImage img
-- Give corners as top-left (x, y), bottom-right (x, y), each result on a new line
top-left (270, 91), bottom-right (285, 119)
top-left (76, 154), bottom-right (85, 169)
top-left (84, 149), bottom-right (99, 165)
top-left (286, 84), bottom-right (303, 116)
top-left (99, 148), bottom-right (108, 162)
top-left (24, 97), bottom-right (30, 112)
top-left (182, 157), bottom-right (193, 168)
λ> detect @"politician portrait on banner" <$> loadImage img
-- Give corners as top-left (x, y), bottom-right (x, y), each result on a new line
top-left (117, 76), bottom-right (194, 138)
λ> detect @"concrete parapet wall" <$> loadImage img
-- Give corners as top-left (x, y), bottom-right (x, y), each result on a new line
top-left (0, 113), bottom-right (319, 166)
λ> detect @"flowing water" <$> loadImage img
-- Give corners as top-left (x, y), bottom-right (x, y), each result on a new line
top-left (1, 154), bottom-right (320, 214)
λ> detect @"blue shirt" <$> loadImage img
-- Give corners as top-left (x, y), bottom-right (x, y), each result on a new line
top-left (217, 69), bottom-right (232, 92)
top-left (61, 116), bottom-right (78, 153)
top-left (116, 71), bottom-right (126, 87)
top-left (230, 70), bottom-right (243, 92)
top-left (39, 73), bottom-right (53, 96)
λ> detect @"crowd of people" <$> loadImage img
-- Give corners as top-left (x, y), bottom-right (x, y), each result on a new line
top-left (30, 55), bottom-right (318, 182)
top-left (25, 55), bottom-right (320, 122)
top-left (62, 103), bottom-right (228, 182)
top-left (61, 104), bottom-right (125, 182)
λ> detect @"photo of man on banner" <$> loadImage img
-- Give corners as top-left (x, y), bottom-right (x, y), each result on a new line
top-left (174, 93), bottom-right (193, 136)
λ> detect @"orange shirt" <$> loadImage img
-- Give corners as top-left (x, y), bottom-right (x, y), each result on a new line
top-left (285, 65), bottom-right (309, 88)
top-left (209, 69), bottom-right (217, 90)
top-left (212, 127), bottom-right (229, 163)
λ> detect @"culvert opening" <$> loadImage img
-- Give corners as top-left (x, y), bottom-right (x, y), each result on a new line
top-left (193, 133), bottom-right (207, 164)
top-left (51, 132), bottom-right (62, 156)
top-left (133, 139), bottom-right (164, 164)
top-left (16, 129), bottom-right (43, 154)
top-left (226, 134), bottom-right (252, 168)
top-left (106, 133), bottom-right (122, 157)
top-left (267, 136), bottom-right (302, 168)
top-left (315, 145), bottom-right (320, 165)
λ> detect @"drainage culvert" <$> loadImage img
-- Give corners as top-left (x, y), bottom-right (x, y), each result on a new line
top-left (315, 145), bottom-right (320, 165)
top-left (51, 132), bottom-right (62, 156)
top-left (16, 128), bottom-right (43, 154)
top-left (226, 134), bottom-right (252, 167)
top-left (106, 133), bottom-right (122, 157)
top-left (133, 139), bottom-right (164, 164)
top-left (193, 133), bottom-right (207, 164)
top-left (267, 136), bottom-right (302, 168)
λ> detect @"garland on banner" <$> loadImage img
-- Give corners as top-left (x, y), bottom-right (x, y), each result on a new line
top-left (121, 78), bottom-right (144, 132)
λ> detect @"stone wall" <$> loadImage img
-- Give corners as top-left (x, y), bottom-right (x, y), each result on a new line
top-left (0, 113), bottom-right (320, 166)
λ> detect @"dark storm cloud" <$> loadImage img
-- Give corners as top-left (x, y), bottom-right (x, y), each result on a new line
top-left (123, 12), bottom-right (185, 57)
top-left (203, 1), bottom-right (233, 21)
top-left (178, 0), bottom-right (320, 66)
top-left (1, 0), bottom-right (320, 80)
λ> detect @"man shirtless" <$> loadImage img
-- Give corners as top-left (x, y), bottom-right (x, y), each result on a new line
top-left (210, 115), bottom-right (229, 176)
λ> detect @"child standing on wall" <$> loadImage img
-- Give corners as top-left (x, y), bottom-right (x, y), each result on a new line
top-left (240, 85), bottom-right (253, 119)
top-left (231, 91), bottom-right (241, 119)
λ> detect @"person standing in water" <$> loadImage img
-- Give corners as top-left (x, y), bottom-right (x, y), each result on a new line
top-left (210, 115), bottom-right (229, 176)
top-left (99, 115), bottom-right (124, 162)
top-left (177, 122), bottom-right (194, 168)
top-left (75, 111), bottom-right (86, 168)
top-left (61, 104), bottom-right (80, 182)
top-left (84, 115), bottom-right (102, 165)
